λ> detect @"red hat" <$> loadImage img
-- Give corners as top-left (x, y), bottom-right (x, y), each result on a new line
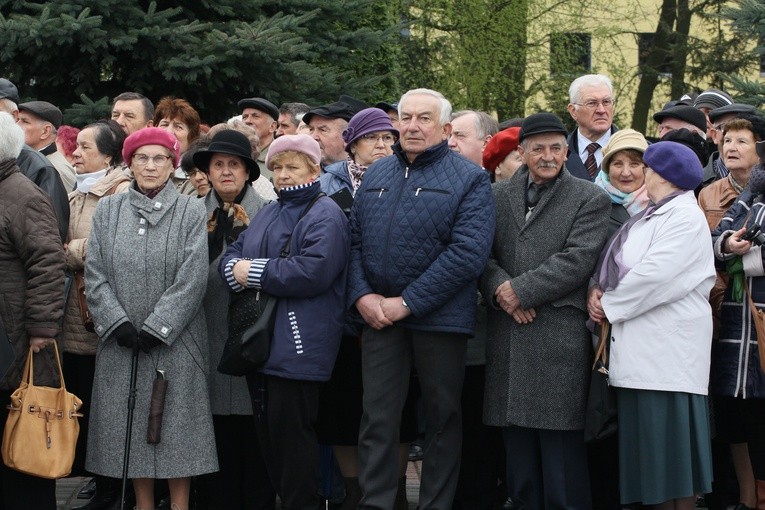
top-left (482, 127), bottom-right (521, 172)
top-left (122, 127), bottom-right (181, 168)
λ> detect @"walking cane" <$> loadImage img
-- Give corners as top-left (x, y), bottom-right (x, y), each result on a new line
top-left (120, 342), bottom-right (140, 510)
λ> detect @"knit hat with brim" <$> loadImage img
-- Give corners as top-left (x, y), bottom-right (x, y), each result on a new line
top-left (193, 130), bottom-right (260, 182)
top-left (601, 129), bottom-right (648, 173)
top-left (643, 141), bottom-right (703, 191)
top-left (342, 108), bottom-right (399, 152)
top-left (694, 89), bottom-right (733, 110)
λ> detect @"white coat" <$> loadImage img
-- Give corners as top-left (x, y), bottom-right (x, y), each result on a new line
top-left (601, 191), bottom-right (715, 395)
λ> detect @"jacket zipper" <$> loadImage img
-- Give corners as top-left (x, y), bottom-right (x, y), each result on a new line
top-left (382, 166), bottom-right (410, 290)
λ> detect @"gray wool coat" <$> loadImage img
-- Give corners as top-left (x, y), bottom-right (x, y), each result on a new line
top-left (479, 166), bottom-right (610, 431)
top-left (84, 182), bottom-right (218, 478)
top-left (203, 187), bottom-right (267, 415)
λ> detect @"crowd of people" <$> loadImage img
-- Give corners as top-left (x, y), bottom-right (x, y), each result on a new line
top-left (0, 72), bottom-right (764, 510)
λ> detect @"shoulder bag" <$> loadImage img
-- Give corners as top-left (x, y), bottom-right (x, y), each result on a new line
top-left (745, 283), bottom-right (765, 373)
top-left (2, 341), bottom-right (83, 479)
top-left (584, 320), bottom-right (617, 443)
top-left (218, 192), bottom-right (325, 376)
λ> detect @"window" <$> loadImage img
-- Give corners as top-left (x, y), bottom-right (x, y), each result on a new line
top-left (638, 33), bottom-right (673, 77)
top-left (550, 32), bottom-right (591, 75)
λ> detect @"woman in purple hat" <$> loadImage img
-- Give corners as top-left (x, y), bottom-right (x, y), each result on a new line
top-left (316, 107), bottom-right (414, 510)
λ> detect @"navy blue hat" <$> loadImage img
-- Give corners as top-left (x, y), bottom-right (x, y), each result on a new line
top-left (0, 78), bottom-right (19, 104)
top-left (303, 95), bottom-right (368, 125)
top-left (643, 141), bottom-right (703, 191)
top-left (709, 103), bottom-right (758, 124)
top-left (519, 112), bottom-right (567, 142)
top-left (237, 97), bottom-right (279, 122)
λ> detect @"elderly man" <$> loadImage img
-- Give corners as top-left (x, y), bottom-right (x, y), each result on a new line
top-left (350, 88), bottom-right (495, 510)
top-left (480, 112), bottom-right (610, 509)
top-left (448, 110), bottom-right (498, 167)
top-left (566, 74), bottom-right (618, 181)
top-left (304, 95), bottom-right (367, 167)
top-left (17, 100), bottom-right (76, 191)
top-left (0, 78), bottom-right (68, 241)
top-left (237, 97), bottom-right (279, 179)
top-left (276, 102), bottom-right (310, 137)
top-left (111, 92), bottom-right (154, 135)
top-left (653, 104), bottom-right (708, 141)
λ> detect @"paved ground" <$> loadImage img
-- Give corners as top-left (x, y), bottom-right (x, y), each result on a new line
top-left (56, 462), bottom-right (424, 509)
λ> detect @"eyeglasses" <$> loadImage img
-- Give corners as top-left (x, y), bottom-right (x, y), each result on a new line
top-left (575, 99), bottom-right (615, 110)
top-left (359, 133), bottom-right (397, 145)
top-left (133, 154), bottom-right (173, 167)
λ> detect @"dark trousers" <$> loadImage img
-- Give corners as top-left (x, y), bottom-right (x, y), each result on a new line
top-left (358, 325), bottom-right (467, 510)
top-left (247, 374), bottom-right (321, 510)
top-left (62, 352), bottom-right (95, 476)
top-left (0, 390), bottom-right (56, 510)
top-left (452, 365), bottom-right (504, 510)
top-left (196, 414), bottom-right (276, 510)
top-left (503, 426), bottom-right (591, 510)
top-left (586, 434), bottom-right (620, 510)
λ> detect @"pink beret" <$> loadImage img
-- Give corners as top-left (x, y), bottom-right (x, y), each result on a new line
top-left (265, 134), bottom-right (321, 170)
top-left (122, 127), bottom-right (181, 168)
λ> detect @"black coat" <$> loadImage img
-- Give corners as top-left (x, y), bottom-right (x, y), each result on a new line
top-left (17, 145), bottom-right (69, 242)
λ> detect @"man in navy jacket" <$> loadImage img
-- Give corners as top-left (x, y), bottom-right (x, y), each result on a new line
top-left (348, 88), bottom-right (495, 510)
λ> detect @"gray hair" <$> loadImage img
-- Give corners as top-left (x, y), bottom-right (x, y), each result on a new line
top-left (279, 102), bottom-right (311, 127)
top-left (452, 110), bottom-right (499, 139)
top-left (0, 112), bottom-right (25, 160)
top-left (399, 88), bottom-right (452, 126)
top-left (0, 98), bottom-right (18, 115)
top-left (569, 74), bottom-right (613, 105)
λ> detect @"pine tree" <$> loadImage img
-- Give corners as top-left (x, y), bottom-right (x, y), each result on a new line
top-left (0, 0), bottom-right (402, 124)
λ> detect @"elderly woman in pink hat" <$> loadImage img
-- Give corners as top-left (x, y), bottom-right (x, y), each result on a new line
top-left (85, 127), bottom-right (218, 510)
top-left (219, 134), bottom-right (350, 510)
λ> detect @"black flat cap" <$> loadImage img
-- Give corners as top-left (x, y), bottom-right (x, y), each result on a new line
top-left (0, 78), bottom-right (19, 104)
top-left (237, 97), bottom-right (279, 121)
top-left (653, 105), bottom-right (707, 134)
top-left (519, 112), bottom-right (568, 142)
top-left (303, 95), bottom-right (368, 124)
top-left (709, 103), bottom-right (758, 123)
top-left (19, 101), bottom-right (63, 128)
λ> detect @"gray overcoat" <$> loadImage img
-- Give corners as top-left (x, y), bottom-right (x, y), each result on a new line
top-left (203, 187), bottom-right (267, 415)
top-left (479, 166), bottom-right (610, 430)
top-left (84, 182), bottom-right (218, 478)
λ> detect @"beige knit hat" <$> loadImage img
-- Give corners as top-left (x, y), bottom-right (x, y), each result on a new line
top-left (601, 129), bottom-right (649, 173)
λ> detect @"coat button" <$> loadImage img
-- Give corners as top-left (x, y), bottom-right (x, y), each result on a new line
top-left (160, 327), bottom-right (169, 336)
top-left (153, 202), bottom-right (162, 210)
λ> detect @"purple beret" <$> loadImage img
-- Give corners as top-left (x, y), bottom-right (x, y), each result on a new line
top-left (643, 141), bottom-right (703, 191)
top-left (122, 127), bottom-right (181, 168)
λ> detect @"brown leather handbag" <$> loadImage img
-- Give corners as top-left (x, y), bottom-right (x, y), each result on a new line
top-left (1, 341), bottom-right (83, 479)
top-left (73, 270), bottom-right (95, 332)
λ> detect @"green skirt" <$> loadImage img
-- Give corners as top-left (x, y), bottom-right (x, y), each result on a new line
top-left (617, 388), bottom-right (713, 505)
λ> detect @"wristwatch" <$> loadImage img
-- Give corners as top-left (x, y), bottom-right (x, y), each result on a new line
top-left (401, 298), bottom-right (409, 310)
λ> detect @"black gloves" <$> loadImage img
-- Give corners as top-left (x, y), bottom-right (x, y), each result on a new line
top-left (138, 331), bottom-right (162, 353)
top-left (112, 322), bottom-right (163, 353)
top-left (112, 322), bottom-right (139, 350)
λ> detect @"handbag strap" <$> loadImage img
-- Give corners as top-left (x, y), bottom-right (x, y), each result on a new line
top-left (592, 320), bottom-right (610, 372)
top-left (278, 191), bottom-right (326, 258)
top-left (23, 340), bottom-right (67, 390)
top-left (744, 281), bottom-right (765, 372)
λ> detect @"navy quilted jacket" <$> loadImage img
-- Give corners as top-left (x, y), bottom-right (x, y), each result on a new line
top-left (348, 141), bottom-right (495, 334)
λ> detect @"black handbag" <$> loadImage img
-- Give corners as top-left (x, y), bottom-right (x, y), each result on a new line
top-left (584, 320), bottom-right (617, 443)
top-left (217, 192), bottom-right (325, 376)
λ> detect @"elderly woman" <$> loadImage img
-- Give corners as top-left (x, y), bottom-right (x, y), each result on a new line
top-left (316, 108), bottom-right (413, 509)
top-left (711, 115), bottom-right (765, 509)
top-left (700, 114), bottom-right (765, 510)
top-left (179, 147), bottom-right (211, 198)
top-left (0, 112), bottom-right (66, 509)
top-left (588, 141), bottom-right (715, 509)
top-left (191, 129), bottom-right (274, 509)
top-left (63, 119), bottom-right (129, 509)
top-left (595, 128), bottom-right (651, 236)
top-left (482, 126), bottom-right (523, 182)
top-left (85, 127), bottom-right (217, 510)
top-left (154, 96), bottom-right (202, 195)
top-left (219, 134), bottom-right (350, 509)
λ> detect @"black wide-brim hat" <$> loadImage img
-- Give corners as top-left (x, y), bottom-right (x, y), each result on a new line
top-left (193, 130), bottom-right (260, 183)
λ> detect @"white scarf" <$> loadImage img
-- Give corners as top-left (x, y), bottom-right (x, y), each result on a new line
top-left (75, 168), bottom-right (108, 194)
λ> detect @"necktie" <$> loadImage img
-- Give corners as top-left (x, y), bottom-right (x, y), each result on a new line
top-left (585, 142), bottom-right (600, 179)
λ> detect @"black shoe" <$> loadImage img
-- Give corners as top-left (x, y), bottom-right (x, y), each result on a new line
top-left (77, 478), bottom-right (97, 499)
top-left (408, 444), bottom-right (424, 462)
top-left (502, 497), bottom-right (516, 510)
top-left (71, 476), bottom-right (121, 510)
